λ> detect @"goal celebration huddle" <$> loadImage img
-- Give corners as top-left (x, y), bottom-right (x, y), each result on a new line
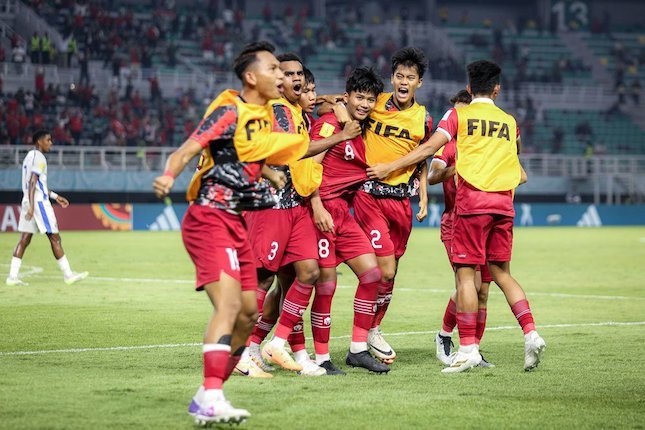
top-left (152, 40), bottom-right (546, 426)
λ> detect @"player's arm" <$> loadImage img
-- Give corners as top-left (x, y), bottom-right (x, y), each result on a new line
top-left (367, 131), bottom-right (449, 180)
top-left (49, 190), bottom-right (69, 208)
top-left (519, 163), bottom-right (528, 185)
top-left (427, 159), bottom-right (455, 185)
top-left (315, 94), bottom-right (344, 116)
top-left (303, 120), bottom-right (361, 158)
top-left (153, 138), bottom-right (203, 198)
top-left (416, 162), bottom-right (428, 222)
top-left (25, 172), bottom-right (38, 220)
top-left (262, 165), bottom-right (287, 189)
top-left (309, 189), bottom-right (334, 234)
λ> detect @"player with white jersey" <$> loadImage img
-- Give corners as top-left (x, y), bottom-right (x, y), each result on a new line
top-left (6, 129), bottom-right (88, 286)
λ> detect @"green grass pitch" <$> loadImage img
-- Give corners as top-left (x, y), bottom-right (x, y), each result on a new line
top-left (1, 227), bottom-right (644, 429)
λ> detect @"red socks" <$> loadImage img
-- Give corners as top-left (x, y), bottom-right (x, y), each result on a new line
top-left (475, 308), bottom-right (487, 345)
top-left (287, 319), bottom-right (306, 352)
top-left (371, 280), bottom-right (394, 328)
top-left (249, 317), bottom-right (276, 345)
top-left (511, 299), bottom-right (536, 334)
top-left (203, 344), bottom-right (231, 390)
top-left (352, 267), bottom-right (381, 342)
top-left (442, 298), bottom-right (457, 334)
top-left (456, 312), bottom-right (478, 347)
top-left (274, 280), bottom-right (314, 340)
top-left (312, 280), bottom-right (336, 355)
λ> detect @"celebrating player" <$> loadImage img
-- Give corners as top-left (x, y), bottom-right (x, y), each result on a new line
top-left (152, 41), bottom-right (308, 425)
top-left (367, 60), bottom-right (546, 373)
top-left (353, 47), bottom-right (431, 364)
top-left (242, 53), bottom-right (360, 377)
top-left (6, 129), bottom-right (88, 287)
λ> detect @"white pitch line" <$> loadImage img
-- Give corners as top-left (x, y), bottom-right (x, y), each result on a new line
top-left (1, 321), bottom-right (643, 357)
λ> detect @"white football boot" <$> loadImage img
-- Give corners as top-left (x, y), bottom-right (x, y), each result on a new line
top-left (6, 277), bottom-right (28, 286)
top-left (441, 347), bottom-right (482, 374)
top-left (188, 387), bottom-right (250, 426)
top-left (435, 333), bottom-right (454, 366)
top-left (524, 331), bottom-right (546, 371)
top-left (368, 327), bottom-right (396, 364)
top-left (65, 271), bottom-right (89, 285)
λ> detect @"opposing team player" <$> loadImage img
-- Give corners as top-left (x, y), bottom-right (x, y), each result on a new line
top-left (152, 41), bottom-right (308, 424)
top-left (6, 129), bottom-right (88, 286)
top-left (242, 53), bottom-right (361, 377)
top-left (367, 60), bottom-right (546, 373)
top-left (307, 66), bottom-right (389, 373)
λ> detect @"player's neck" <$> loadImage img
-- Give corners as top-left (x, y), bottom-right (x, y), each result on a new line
top-left (393, 96), bottom-right (414, 111)
top-left (239, 88), bottom-right (267, 105)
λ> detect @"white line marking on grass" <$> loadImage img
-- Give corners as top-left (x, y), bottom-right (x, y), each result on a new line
top-left (0, 263), bottom-right (43, 277)
top-left (1, 321), bottom-right (643, 357)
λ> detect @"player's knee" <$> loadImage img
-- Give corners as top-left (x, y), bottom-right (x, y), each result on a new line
top-left (20, 235), bottom-right (32, 247)
top-left (297, 265), bottom-right (319, 285)
top-left (239, 308), bottom-right (258, 332)
top-left (358, 266), bottom-right (382, 284)
top-left (380, 268), bottom-right (396, 283)
top-left (477, 290), bottom-right (489, 306)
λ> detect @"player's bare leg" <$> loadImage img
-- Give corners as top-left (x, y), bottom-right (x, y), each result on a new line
top-left (345, 254), bottom-right (389, 373)
top-left (189, 273), bottom-right (251, 425)
top-left (443, 265), bottom-right (482, 373)
top-left (263, 259), bottom-right (319, 372)
top-left (488, 261), bottom-right (545, 371)
top-left (46, 233), bottom-right (88, 285)
top-left (476, 276), bottom-right (494, 367)
top-left (240, 271), bottom-right (275, 376)
top-left (368, 254), bottom-right (398, 363)
top-left (6, 233), bottom-right (32, 286)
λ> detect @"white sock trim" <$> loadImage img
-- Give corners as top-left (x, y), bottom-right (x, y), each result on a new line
top-left (350, 342), bottom-right (368, 353)
top-left (57, 255), bottom-right (73, 277)
top-left (9, 257), bottom-right (21, 278)
top-left (315, 353), bottom-right (330, 365)
top-left (203, 344), bottom-right (231, 353)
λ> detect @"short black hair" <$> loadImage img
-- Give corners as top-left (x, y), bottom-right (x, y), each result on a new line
top-left (467, 60), bottom-right (502, 96)
top-left (32, 129), bottom-right (50, 145)
top-left (233, 41), bottom-right (276, 81)
top-left (391, 47), bottom-right (427, 79)
top-left (276, 52), bottom-right (303, 64)
top-left (450, 89), bottom-right (472, 105)
top-left (303, 67), bottom-right (315, 86)
top-left (345, 66), bottom-right (384, 97)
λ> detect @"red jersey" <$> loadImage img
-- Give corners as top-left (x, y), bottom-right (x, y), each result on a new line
top-left (311, 112), bottom-right (368, 201)
top-left (433, 139), bottom-right (456, 242)
top-left (437, 107), bottom-right (520, 217)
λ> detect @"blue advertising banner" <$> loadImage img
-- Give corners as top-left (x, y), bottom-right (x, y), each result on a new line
top-left (131, 203), bottom-right (645, 231)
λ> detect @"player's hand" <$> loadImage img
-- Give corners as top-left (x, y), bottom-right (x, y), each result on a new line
top-left (268, 170), bottom-right (287, 190)
top-left (55, 195), bottom-right (69, 208)
top-left (316, 94), bottom-right (343, 105)
top-left (416, 199), bottom-right (428, 222)
top-left (332, 102), bottom-right (351, 125)
top-left (153, 175), bottom-right (174, 198)
top-left (366, 163), bottom-right (393, 180)
top-left (341, 120), bottom-right (361, 140)
top-left (25, 206), bottom-right (34, 221)
top-left (313, 206), bottom-right (334, 234)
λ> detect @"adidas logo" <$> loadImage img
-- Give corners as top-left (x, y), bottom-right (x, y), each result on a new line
top-left (149, 206), bottom-right (181, 231)
top-left (577, 205), bottom-right (602, 227)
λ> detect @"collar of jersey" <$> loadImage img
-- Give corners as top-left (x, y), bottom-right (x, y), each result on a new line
top-left (470, 97), bottom-right (495, 105)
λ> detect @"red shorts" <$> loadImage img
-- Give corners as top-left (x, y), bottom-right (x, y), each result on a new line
top-left (182, 204), bottom-right (257, 292)
top-left (352, 191), bottom-right (412, 259)
top-left (245, 205), bottom-right (318, 272)
top-left (315, 198), bottom-right (374, 268)
top-left (451, 213), bottom-right (513, 266)
top-left (442, 239), bottom-right (493, 283)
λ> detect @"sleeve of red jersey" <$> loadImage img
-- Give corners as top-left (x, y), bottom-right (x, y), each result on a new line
top-left (309, 113), bottom-right (340, 140)
top-left (189, 104), bottom-right (238, 148)
top-left (272, 103), bottom-right (296, 133)
top-left (436, 108), bottom-right (458, 142)
top-left (434, 140), bottom-right (456, 166)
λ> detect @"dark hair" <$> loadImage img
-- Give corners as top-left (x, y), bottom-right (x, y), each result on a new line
top-left (233, 41), bottom-right (276, 81)
top-left (276, 52), bottom-right (303, 64)
top-left (303, 67), bottom-right (315, 86)
top-left (32, 129), bottom-right (50, 145)
top-left (450, 89), bottom-right (472, 105)
top-left (345, 66), bottom-right (384, 97)
top-left (467, 60), bottom-right (501, 96)
top-left (391, 47), bottom-right (427, 79)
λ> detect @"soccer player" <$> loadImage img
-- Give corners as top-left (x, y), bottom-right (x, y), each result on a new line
top-left (367, 60), bottom-right (546, 373)
top-left (6, 129), bottom-right (88, 287)
top-left (428, 90), bottom-right (494, 367)
top-left (152, 41), bottom-right (308, 424)
top-left (306, 66), bottom-right (389, 373)
top-left (242, 53), bottom-right (360, 377)
top-left (353, 47), bottom-right (431, 364)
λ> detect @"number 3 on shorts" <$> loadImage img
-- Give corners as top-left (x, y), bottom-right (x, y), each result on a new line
top-left (370, 230), bottom-right (382, 249)
top-left (318, 239), bottom-right (330, 258)
top-left (267, 241), bottom-right (279, 261)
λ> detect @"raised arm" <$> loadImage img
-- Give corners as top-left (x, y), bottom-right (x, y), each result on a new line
top-left (153, 138), bottom-right (203, 198)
